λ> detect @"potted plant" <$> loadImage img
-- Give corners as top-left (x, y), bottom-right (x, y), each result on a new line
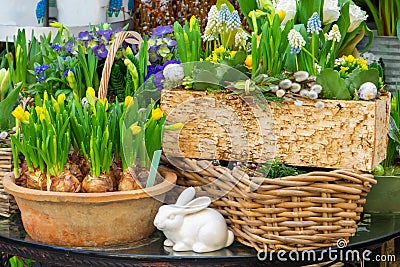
top-left (2, 28), bottom-right (178, 247)
top-left (357, 0), bottom-right (400, 91)
top-left (160, 0), bottom-right (389, 171)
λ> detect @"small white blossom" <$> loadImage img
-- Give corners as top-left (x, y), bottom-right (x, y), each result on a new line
top-left (359, 82), bottom-right (377, 100)
top-left (323, 0), bottom-right (340, 24)
top-left (348, 4), bottom-right (368, 32)
top-left (0, 131), bottom-right (8, 139)
top-left (327, 24), bottom-right (341, 42)
top-left (291, 83), bottom-right (302, 93)
top-left (300, 89), bottom-right (309, 97)
top-left (288, 29), bottom-right (306, 54)
top-left (311, 84), bottom-right (323, 94)
top-left (235, 28), bottom-right (248, 48)
top-left (362, 52), bottom-right (380, 65)
top-left (308, 90), bottom-right (319, 99)
top-left (276, 89), bottom-right (286, 98)
top-left (279, 79), bottom-right (292, 89)
top-left (315, 63), bottom-right (322, 73)
top-left (315, 101), bottom-right (325, 109)
top-left (270, 85), bottom-right (279, 92)
top-left (294, 71), bottom-right (309, 82)
top-left (219, 4), bottom-right (231, 23)
top-left (335, 57), bottom-right (346, 66)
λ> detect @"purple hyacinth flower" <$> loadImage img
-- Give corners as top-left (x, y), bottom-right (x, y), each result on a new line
top-left (152, 25), bottom-right (173, 36)
top-left (78, 31), bottom-right (93, 41)
top-left (153, 72), bottom-right (165, 91)
top-left (97, 30), bottom-right (114, 41)
top-left (63, 69), bottom-right (74, 77)
top-left (64, 42), bottom-right (73, 53)
top-left (93, 44), bottom-right (108, 60)
top-left (51, 43), bottom-right (62, 52)
top-left (37, 76), bottom-right (45, 83)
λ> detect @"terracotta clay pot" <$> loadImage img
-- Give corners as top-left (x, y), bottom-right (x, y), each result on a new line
top-left (3, 169), bottom-right (176, 247)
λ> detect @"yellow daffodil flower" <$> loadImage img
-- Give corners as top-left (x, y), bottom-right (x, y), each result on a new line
top-left (152, 108), bottom-right (163, 121)
top-left (124, 96), bottom-right (133, 108)
top-left (278, 10), bottom-right (286, 22)
top-left (86, 87), bottom-right (96, 98)
top-left (98, 98), bottom-right (109, 111)
top-left (245, 55), bottom-right (253, 70)
top-left (12, 106), bottom-right (30, 124)
top-left (57, 93), bottom-right (66, 104)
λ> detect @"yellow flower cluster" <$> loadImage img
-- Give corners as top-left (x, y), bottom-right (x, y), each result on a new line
top-left (205, 46), bottom-right (236, 63)
top-left (335, 55), bottom-right (368, 78)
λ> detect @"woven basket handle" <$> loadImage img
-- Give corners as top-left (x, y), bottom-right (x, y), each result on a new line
top-left (98, 31), bottom-right (144, 100)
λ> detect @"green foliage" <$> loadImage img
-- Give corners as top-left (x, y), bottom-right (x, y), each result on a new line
top-left (259, 14), bottom-right (294, 75)
top-left (361, 0), bottom-right (400, 36)
top-left (110, 63), bottom-right (126, 101)
top-left (317, 69), bottom-right (351, 100)
top-left (0, 83), bottom-right (21, 130)
top-left (174, 18), bottom-right (202, 63)
top-left (237, 0), bottom-right (259, 32)
top-left (257, 158), bottom-right (305, 178)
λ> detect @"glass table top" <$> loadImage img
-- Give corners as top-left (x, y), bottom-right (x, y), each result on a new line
top-left (0, 213), bottom-right (399, 259)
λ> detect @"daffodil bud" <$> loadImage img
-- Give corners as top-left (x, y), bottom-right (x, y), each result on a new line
top-left (152, 108), bottom-right (163, 121)
top-left (164, 122), bottom-right (184, 131)
top-left (12, 106), bottom-right (30, 124)
top-left (124, 96), bottom-right (133, 108)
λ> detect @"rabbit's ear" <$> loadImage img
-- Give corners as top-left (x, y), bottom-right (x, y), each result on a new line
top-left (182, 196), bottom-right (211, 214)
top-left (175, 187), bottom-right (196, 206)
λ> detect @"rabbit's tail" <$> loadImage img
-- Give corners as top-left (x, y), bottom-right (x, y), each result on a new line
top-left (226, 230), bottom-right (234, 247)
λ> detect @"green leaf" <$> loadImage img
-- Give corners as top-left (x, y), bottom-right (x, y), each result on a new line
top-left (237, 0), bottom-right (258, 32)
top-left (345, 69), bottom-right (379, 96)
top-left (216, 0), bottom-right (235, 12)
top-left (317, 68), bottom-right (351, 100)
top-left (0, 83), bottom-right (21, 130)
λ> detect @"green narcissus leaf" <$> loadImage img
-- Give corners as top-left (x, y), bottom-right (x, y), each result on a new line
top-left (317, 68), bottom-right (351, 100)
top-left (345, 69), bottom-right (379, 96)
top-left (0, 83), bottom-right (21, 130)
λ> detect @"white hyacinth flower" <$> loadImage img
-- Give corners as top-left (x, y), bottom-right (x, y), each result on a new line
top-left (235, 28), bottom-right (248, 48)
top-left (327, 24), bottom-right (341, 42)
top-left (288, 29), bottom-right (306, 54)
top-left (359, 82), bottom-right (377, 100)
top-left (227, 10), bottom-right (241, 31)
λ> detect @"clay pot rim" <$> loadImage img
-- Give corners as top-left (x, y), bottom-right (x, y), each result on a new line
top-left (2, 169), bottom-right (177, 203)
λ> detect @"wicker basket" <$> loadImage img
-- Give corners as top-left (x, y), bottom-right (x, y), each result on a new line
top-left (164, 156), bottom-right (376, 251)
top-left (0, 141), bottom-right (18, 218)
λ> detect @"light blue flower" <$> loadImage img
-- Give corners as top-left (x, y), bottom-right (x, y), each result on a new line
top-left (219, 4), bottom-right (231, 23)
top-left (307, 12), bottom-right (322, 34)
top-left (227, 11), bottom-right (241, 31)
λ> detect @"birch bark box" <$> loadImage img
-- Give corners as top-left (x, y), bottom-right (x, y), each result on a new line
top-left (160, 89), bottom-right (390, 171)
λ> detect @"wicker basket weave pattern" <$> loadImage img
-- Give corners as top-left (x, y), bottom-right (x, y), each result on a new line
top-left (0, 146), bottom-right (18, 217)
top-left (166, 157), bottom-right (376, 251)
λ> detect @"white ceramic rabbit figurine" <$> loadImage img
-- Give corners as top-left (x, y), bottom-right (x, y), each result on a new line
top-left (154, 187), bottom-right (234, 253)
